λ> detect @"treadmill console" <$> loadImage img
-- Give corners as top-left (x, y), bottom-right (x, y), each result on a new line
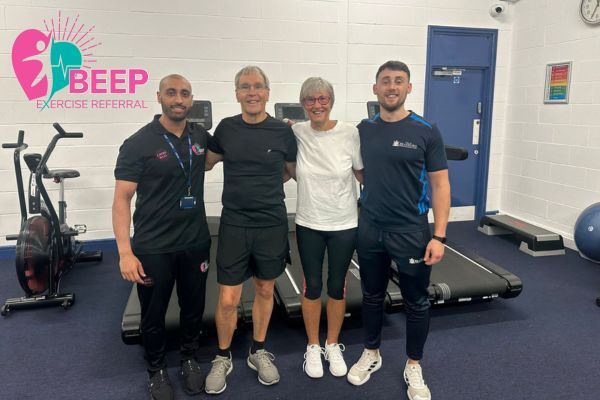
top-left (274, 103), bottom-right (308, 122)
top-left (187, 100), bottom-right (213, 130)
top-left (367, 101), bottom-right (380, 120)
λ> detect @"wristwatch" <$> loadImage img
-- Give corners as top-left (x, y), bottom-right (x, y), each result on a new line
top-left (432, 235), bottom-right (446, 244)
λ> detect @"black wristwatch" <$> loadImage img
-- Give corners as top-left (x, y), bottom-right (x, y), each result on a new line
top-left (432, 235), bottom-right (446, 244)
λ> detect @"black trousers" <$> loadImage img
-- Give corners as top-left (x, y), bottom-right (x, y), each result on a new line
top-left (357, 215), bottom-right (431, 360)
top-left (136, 244), bottom-right (210, 372)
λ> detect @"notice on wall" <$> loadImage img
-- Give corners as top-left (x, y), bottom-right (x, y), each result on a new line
top-left (544, 62), bottom-right (571, 104)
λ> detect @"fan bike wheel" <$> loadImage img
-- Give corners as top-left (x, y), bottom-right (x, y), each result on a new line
top-left (15, 216), bottom-right (52, 296)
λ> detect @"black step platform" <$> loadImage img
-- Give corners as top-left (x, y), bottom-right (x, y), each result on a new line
top-left (120, 217), bottom-right (255, 345)
top-left (478, 214), bottom-right (565, 257)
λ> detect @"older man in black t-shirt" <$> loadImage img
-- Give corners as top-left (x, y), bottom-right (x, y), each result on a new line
top-left (204, 66), bottom-right (296, 394)
top-left (113, 74), bottom-right (211, 400)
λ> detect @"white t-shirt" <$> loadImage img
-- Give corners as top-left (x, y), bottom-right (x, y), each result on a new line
top-left (292, 120), bottom-right (364, 231)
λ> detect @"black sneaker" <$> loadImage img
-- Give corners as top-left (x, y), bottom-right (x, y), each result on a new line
top-left (148, 369), bottom-right (174, 400)
top-left (180, 359), bottom-right (205, 395)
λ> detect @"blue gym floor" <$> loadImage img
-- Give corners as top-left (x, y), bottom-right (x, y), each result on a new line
top-left (1, 220), bottom-right (599, 400)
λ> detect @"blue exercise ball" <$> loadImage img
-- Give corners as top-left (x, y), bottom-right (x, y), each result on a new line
top-left (574, 203), bottom-right (600, 263)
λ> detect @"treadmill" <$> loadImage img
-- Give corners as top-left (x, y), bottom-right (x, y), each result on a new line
top-left (121, 102), bottom-right (255, 345)
top-left (272, 103), bottom-right (404, 318)
top-left (365, 101), bottom-right (522, 306)
top-left (121, 217), bottom-right (257, 344)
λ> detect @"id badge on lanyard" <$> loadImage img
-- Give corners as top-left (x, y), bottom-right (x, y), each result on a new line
top-left (163, 133), bottom-right (196, 209)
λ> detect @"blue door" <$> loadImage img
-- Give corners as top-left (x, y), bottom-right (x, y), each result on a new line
top-left (427, 68), bottom-right (485, 207)
top-left (424, 26), bottom-right (498, 219)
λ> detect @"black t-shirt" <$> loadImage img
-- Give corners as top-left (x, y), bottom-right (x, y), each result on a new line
top-left (209, 114), bottom-right (297, 227)
top-left (358, 112), bottom-right (447, 233)
top-left (114, 115), bottom-right (211, 254)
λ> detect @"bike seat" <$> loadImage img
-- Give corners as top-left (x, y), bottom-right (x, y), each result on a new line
top-left (43, 169), bottom-right (80, 180)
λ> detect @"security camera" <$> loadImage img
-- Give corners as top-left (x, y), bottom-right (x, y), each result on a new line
top-left (489, 4), bottom-right (505, 17)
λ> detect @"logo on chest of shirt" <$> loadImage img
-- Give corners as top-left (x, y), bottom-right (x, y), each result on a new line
top-left (155, 149), bottom-right (169, 161)
top-left (192, 143), bottom-right (205, 156)
top-left (392, 140), bottom-right (418, 150)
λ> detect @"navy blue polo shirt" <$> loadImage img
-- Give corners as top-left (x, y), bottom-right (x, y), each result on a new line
top-left (358, 111), bottom-right (447, 233)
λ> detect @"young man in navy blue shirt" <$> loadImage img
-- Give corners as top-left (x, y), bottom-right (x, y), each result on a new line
top-left (347, 61), bottom-right (450, 400)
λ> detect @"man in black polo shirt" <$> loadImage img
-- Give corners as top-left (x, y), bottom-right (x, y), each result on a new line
top-left (346, 61), bottom-right (450, 400)
top-left (203, 65), bottom-right (296, 394)
top-left (113, 74), bottom-right (211, 400)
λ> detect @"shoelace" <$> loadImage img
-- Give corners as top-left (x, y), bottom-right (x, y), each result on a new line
top-left (325, 343), bottom-right (345, 362)
top-left (150, 370), bottom-right (170, 389)
top-left (356, 351), bottom-right (379, 371)
top-left (405, 365), bottom-right (426, 388)
top-left (303, 346), bottom-right (324, 371)
top-left (183, 360), bottom-right (202, 374)
top-left (210, 356), bottom-right (231, 375)
top-left (254, 350), bottom-right (276, 368)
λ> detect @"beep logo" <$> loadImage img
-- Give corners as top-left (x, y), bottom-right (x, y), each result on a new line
top-left (12, 11), bottom-right (149, 110)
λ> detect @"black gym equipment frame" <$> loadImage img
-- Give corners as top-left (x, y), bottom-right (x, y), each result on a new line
top-left (120, 217), bottom-right (255, 345)
top-left (2, 124), bottom-right (103, 316)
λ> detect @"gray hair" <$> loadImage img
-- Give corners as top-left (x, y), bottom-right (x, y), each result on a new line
top-left (299, 77), bottom-right (334, 107)
top-left (234, 65), bottom-right (270, 89)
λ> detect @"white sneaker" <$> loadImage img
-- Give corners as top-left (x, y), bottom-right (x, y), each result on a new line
top-left (324, 341), bottom-right (347, 377)
top-left (346, 349), bottom-right (382, 386)
top-left (303, 344), bottom-right (324, 378)
top-left (403, 361), bottom-right (431, 400)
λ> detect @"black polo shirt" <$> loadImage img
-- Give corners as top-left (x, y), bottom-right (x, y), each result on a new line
top-left (115, 114), bottom-right (211, 254)
top-left (208, 114), bottom-right (297, 227)
top-left (358, 112), bottom-right (447, 233)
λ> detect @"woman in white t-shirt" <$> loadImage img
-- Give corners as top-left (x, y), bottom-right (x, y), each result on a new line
top-left (290, 77), bottom-right (364, 379)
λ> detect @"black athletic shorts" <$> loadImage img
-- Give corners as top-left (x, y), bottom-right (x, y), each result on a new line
top-left (216, 223), bottom-right (288, 285)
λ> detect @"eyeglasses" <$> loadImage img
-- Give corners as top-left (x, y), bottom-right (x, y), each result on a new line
top-left (303, 96), bottom-right (331, 106)
top-left (237, 83), bottom-right (268, 92)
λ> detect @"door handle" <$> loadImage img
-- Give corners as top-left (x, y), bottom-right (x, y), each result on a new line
top-left (472, 119), bottom-right (480, 145)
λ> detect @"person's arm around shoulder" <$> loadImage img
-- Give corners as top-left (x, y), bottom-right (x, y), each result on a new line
top-left (423, 169), bottom-right (450, 266)
top-left (353, 169), bottom-right (364, 184)
top-left (205, 150), bottom-right (224, 171)
top-left (350, 124), bottom-right (364, 184)
top-left (284, 161), bottom-right (296, 182)
top-left (112, 180), bottom-right (145, 284)
top-left (283, 120), bottom-right (298, 182)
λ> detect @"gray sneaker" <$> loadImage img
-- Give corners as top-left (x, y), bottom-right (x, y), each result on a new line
top-left (204, 355), bottom-right (233, 394)
top-left (246, 349), bottom-right (280, 385)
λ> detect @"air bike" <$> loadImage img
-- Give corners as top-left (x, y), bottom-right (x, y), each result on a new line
top-left (1, 123), bottom-right (103, 316)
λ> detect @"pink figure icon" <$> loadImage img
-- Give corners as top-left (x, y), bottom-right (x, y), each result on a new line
top-left (12, 29), bottom-right (51, 100)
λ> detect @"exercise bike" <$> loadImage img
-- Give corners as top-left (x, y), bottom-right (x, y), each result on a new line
top-left (1, 123), bottom-right (103, 316)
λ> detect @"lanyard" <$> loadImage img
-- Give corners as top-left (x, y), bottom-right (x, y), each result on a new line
top-left (162, 133), bottom-right (192, 195)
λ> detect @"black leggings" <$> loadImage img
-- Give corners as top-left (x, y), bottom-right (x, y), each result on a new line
top-left (296, 224), bottom-right (356, 300)
top-left (136, 245), bottom-right (210, 372)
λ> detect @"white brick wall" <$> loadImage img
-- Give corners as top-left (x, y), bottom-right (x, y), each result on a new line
top-left (501, 0), bottom-right (600, 246)
top-left (0, 0), bottom-right (514, 245)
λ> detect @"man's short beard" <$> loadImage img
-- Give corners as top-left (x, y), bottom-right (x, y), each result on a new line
top-left (380, 101), bottom-right (404, 113)
top-left (162, 105), bottom-right (189, 122)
